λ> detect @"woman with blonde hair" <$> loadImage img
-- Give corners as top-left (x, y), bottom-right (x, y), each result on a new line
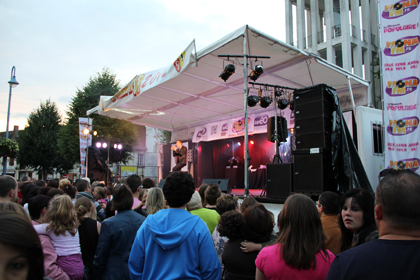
top-left (33, 194), bottom-right (84, 280)
top-left (255, 194), bottom-right (335, 280)
top-left (76, 197), bottom-right (100, 280)
top-left (146, 187), bottom-right (166, 215)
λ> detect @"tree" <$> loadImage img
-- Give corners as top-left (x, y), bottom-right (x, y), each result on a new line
top-left (18, 99), bottom-right (72, 179)
top-left (58, 68), bottom-right (138, 168)
top-left (158, 129), bottom-right (172, 144)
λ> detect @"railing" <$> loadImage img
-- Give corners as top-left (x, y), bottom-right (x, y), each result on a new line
top-left (317, 30), bottom-right (325, 43)
top-left (332, 24), bottom-right (341, 38)
top-left (350, 25), bottom-right (356, 38)
top-left (362, 29), bottom-right (367, 42)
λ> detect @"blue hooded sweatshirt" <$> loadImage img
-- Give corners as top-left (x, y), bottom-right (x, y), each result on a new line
top-left (128, 208), bottom-right (221, 280)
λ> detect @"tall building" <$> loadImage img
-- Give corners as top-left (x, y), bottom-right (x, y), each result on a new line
top-left (285, 0), bottom-right (381, 108)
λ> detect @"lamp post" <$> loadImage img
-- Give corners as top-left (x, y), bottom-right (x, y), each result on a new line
top-left (3, 66), bottom-right (19, 175)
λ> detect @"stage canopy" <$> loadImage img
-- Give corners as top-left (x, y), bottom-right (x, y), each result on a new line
top-left (87, 25), bottom-right (370, 135)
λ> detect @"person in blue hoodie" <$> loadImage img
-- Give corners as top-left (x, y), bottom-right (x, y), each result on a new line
top-left (128, 171), bottom-right (221, 280)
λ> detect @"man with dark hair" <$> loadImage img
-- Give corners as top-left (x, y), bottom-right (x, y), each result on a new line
top-left (28, 195), bottom-right (70, 280)
top-left (76, 179), bottom-right (106, 221)
top-left (141, 177), bottom-right (156, 189)
top-left (318, 191), bottom-right (341, 255)
top-left (0, 175), bottom-right (18, 202)
top-left (171, 140), bottom-right (187, 171)
top-left (127, 174), bottom-right (142, 209)
top-left (327, 170), bottom-right (420, 279)
top-left (47, 178), bottom-right (60, 188)
top-left (129, 171), bottom-right (221, 279)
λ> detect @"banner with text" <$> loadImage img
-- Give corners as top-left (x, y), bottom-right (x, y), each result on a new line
top-left (79, 118), bottom-right (92, 177)
top-left (192, 107), bottom-right (294, 143)
top-left (380, 0), bottom-right (420, 173)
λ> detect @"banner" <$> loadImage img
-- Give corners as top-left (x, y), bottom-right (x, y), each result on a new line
top-left (99, 40), bottom-right (196, 113)
top-left (79, 118), bottom-right (92, 177)
top-left (380, 0), bottom-right (420, 173)
top-left (192, 107), bottom-right (294, 143)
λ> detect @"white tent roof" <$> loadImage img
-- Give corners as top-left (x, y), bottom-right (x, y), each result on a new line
top-left (88, 25), bottom-right (370, 132)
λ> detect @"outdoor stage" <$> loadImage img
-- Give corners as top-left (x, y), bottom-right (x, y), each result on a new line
top-left (229, 188), bottom-right (287, 204)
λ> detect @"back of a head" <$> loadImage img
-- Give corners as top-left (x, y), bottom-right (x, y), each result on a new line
top-left (35, 180), bottom-right (47, 187)
top-left (44, 195), bottom-right (77, 236)
top-left (240, 197), bottom-right (258, 213)
top-left (28, 195), bottom-right (51, 221)
top-left (377, 169), bottom-right (420, 230)
top-left (112, 183), bottom-right (134, 212)
top-left (163, 171), bottom-right (195, 208)
top-left (76, 179), bottom-right (90, 192)
top-left (319, 191), bottom-right (340, 215)
top-left (0, 211), bottom-right (44, 280)
top-left (48, 178), bottom-right (60, 189)
top-left (278, 194), bottom-right (327, 270)
top-left (242, 204), bottom-right (273, 243)
top-left (218, 210), bottom-right (244, 240)
top-left (127, 174), bottom-right (142, 193)
top-left (0, 201), bottom-right (32, 223)
top-left (75, 197), bottom-right (93, 223)
top-left (186, 191), bottom-right (202, 211)
top-left (146, 187), bottom-right (165, 215)
top-left (21, 183), bottom-right (37, 205)
top-left (216, 195), bottom-right (238, 215)
top-left (198, 183), bottom-right (209, 206)
top-left (0, 175), bottom-right (17, 199)
top-left (94, 187), bottom-right (106, 199)
top-left (204, 184), bottom-right (221, 206)
top-left (60, 183), bottom-right (77, 199)
top-left (47, 188), bottom-right (64, 198)
top-left (142, 178), bottom-right (156, 189)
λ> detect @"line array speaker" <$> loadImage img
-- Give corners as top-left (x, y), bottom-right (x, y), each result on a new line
top-left (267, 116), bottom-right (288, 143)
top-left (266, 163), bottom-right (293, 198)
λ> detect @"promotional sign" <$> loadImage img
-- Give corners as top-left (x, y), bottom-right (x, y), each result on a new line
top-left (120, 166), bottom-right (137, 178)
top-left (99, 40), bottom-right (196, 113)
top-left (79, 118), bottom-right (92, 177)
top-left (380, 0), bottom-right (420, 173)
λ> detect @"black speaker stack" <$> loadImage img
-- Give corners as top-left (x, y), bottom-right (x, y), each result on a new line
top-left (292, 84), bottom-right (336, 193)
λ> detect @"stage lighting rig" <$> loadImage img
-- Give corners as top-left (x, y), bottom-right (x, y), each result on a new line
top-left (247, 95), bottom-right (259, 107)
top-left (249, 65), bottom-right (264, 81)
top-left (260, 95), bottom-right (272, 108)
top-left (277, 98), bottom-right (289, 110)
top-left (219, 63), bottom-right (235, 82)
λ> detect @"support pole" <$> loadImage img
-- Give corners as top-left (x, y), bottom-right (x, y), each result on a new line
top-left (243, 31), bottom-right (249, 198)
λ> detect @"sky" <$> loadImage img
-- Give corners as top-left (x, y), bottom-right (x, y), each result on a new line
top-left (0, 0), bottom-right (286, 132)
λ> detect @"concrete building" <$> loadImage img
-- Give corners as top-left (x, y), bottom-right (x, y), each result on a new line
top-left (285, 0), bottom-right (381, 108)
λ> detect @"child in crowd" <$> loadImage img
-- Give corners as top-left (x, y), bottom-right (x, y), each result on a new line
top-left (93, 186), bottom-right (108, 206)
top-left (33, 195), bottom-right (84, 280)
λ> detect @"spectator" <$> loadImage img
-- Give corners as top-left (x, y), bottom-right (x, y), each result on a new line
top-left (240, 197), bottom-right (258, 213)
top-left (33, 195), bottom-right (84, 280)
top-left (0, 211), bottom-right (45, 280)
top-left (28, 195), bottom-right (70, 280)
top-left (48, 178), bottom-right (60, 189)
top-left (141, 177), bottom-right (156, 189)
top-left (198, 183), bottom-right (209, 207)
top-left (256, 194), bottom-right (335, 280)
top-left (326, 169), bottom-right (420, 279)
top-left (94, 183), bottom-right (145, 280)
top-left (20, 182), bottom-right (36, 206)
top-left (220, 204), bottom-right (274, 279)
top-left (0, 201), bottom-right (31, 223)
top-left (76, 197), bottom-right (101, 280)
top-left (187, 191), bottom-right (220, 234)
top-left (204, 184), bottom-right (222, 212)
top-left (76, 179), bottom-right (105, 221)
top-left (127, 174), bottom-right (142, 209)
top-left (38, 186), bottom-right (52, 196)
top-left (35, 180), bottom-right (47, 187)
top-left (129, 171), bottom-right (221, 280)
top-left (60, 183), bottom-right (77, 204)
top-left (47, 188), bottom-right (64, 198)
top-left (317, 191), bottom-right (342, 255)
top-left (0, 175), bottom-right (18, 202)
top-left (145, 187), bottom-right (166, 215)
top-left (339, 188), bottom-right (378, 252)
top-left (59, 179), bottom-right (71, 189)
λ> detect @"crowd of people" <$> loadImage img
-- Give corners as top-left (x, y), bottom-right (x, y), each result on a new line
top-left (0, 169), bottom-right (419, 280)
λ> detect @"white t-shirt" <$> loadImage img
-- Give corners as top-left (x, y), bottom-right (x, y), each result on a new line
top-left (33, 223), bottom-right (81, 256)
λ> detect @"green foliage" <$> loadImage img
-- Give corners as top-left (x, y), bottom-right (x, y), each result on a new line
top-left (0, 138), bottom-right (19, 158)
top-left (158, 129), bottom-right (172, 144)
top-left (58, 68), bottom-right (139, 167)
top-left (17, 99), bottom-right (73, 177)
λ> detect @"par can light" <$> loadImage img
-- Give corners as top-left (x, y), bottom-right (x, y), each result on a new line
top-left (259, 96), bottom-right (272, 108)
top-left (219, 64), bottom-right (235, 82)
top-left (247, 95), bottom-right (259, 107)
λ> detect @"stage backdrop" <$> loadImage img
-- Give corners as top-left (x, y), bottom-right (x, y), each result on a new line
top-left (380, 0), bottom-right (420, 174)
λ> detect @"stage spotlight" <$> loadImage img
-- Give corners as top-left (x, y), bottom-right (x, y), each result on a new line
top-left (274, 89), bottom-right (282, 97)
top-left (219, 64), bottom-right (235, 82)
top-left (102, 142), bottom-right (107, 149)
top-left (95, 142), bottom-right (101, 148)
top-left (238, 142), bottom-right (241, 146)
top-left (249, 65), bottom-right (264, 81)
top-left (247, 95), bottom-right (259, 107)
top-left (289, 101), bottom-right (294, 111)
top-left (277, 98), bottom-right (289, 110)
top-left (259, 96), bottom-right (272, 108)
top-left (227, 144), bottom-right (230, 148)
top-left (250, 140), bottom-right (254, 145)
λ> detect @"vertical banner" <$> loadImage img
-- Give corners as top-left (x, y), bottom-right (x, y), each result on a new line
top-left (380, 0), bottom-right (420, 173)
top-left (79, 118), bottom-right (92, 177)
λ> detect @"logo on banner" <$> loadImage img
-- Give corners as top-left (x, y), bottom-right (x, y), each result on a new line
top-left (384, 36), bottom-right (420, 56)
top-left (211, 125), bottom-right (218, 135)
top-left (254, 115), bottom-right (269, 127)
top-left (387, 117), bottom-right (419, 135)
top-left (221, 123), bottom-right (228, 136)
top-left (174, 51), bottom-right (186, 73)
top-left (387, 103), bottom-right (417, 111)
top-left (232, 118), bottom-right (250, 133)
top-left (386, 77), bottom-right (419, 96)
top-left (389, 158), bottom-right (420, 172)
top-left (196, 127), bottom-right (207, 138)
top-left (382, 1), bottom-right (419, 19)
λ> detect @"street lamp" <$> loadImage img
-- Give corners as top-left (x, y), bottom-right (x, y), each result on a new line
top-left (3, 66), bottom-right (19, 175)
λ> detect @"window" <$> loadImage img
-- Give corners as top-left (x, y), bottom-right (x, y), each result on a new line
top-left (137, 154), bottom-right (145, 166)
top-left (372, 123), bottom-right (383, 155)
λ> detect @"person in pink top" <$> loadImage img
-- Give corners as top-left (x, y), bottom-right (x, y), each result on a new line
top-left (127, 175), bottom-right (143, 209)
top-left (255, 194), bottom-right (335, 280)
